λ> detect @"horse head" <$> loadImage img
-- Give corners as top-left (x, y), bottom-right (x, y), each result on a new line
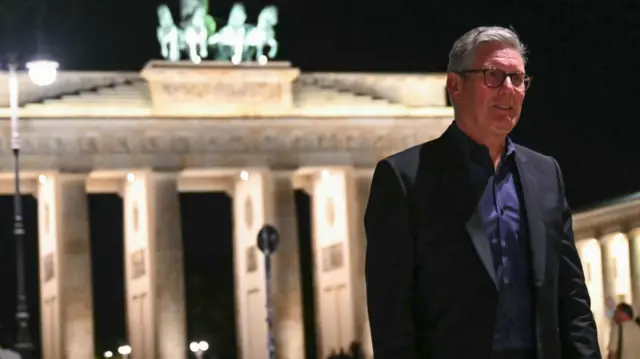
top-left (257, 5), bottom-right (278, 28)
top-left (190, 5), bottom-right (207, 27)
top-left (157, 4), bottom-right (175, 27)
top-left (228, 3), bottom-right (248, 27)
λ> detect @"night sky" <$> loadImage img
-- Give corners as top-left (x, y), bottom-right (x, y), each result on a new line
top-left (0, 0), bottom-right (639, 357)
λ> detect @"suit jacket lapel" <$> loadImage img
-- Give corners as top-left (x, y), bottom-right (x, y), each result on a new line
top-left (437, 125), bottom-right (499, 289)
top-left (465, 208), bottom-right (498, 288)
top-left (515, 150), bottom-right (546, 287)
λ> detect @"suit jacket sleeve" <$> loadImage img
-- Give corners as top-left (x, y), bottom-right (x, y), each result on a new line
top-left (553, 158), bottom-right (602, 358)
top-left (364, 159), bottom-right (415, 359)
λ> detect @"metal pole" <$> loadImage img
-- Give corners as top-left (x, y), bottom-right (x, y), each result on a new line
top-left (263, 236), bottom-right (275, 359)
top-left (257, 225), bottom-right (279, 359)
top-left (9, 61), bottom-right (34, 359)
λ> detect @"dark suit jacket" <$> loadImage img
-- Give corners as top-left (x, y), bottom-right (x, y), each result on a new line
top-left (364, 125), bottom-right (601, 359)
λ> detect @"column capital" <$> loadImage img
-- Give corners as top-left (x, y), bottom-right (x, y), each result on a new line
top-left (292, 166), bottom-right (357, 195)
top-left (628, 227), bottom-right (640, 239)
top-left (599, 231), bottom-right (629, 244)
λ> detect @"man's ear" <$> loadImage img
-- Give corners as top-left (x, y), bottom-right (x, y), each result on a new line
top-left (446, 72), bottom-right (463, 100)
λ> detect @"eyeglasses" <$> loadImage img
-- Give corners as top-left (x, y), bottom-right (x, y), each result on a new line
top-left (456, 68), bottom-right (532, 91)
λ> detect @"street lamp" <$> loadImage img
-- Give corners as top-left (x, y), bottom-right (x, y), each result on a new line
top-left (103, 351), bottom-right (113, 358)
top-left (26, 60), bottom-right (59, 86)
top-left (117, 345), bottom-right (131, 359)
top-left (6, 56), bottom-right (59, 359)
top-left (189, 340), bottom-right (209, 359)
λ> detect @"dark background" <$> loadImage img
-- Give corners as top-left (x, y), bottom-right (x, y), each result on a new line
top-left (0, 0), bottom-right (638, 357)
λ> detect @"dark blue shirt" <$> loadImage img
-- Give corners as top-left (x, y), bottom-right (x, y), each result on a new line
top-left (451, 122), bottom-right (535, 351)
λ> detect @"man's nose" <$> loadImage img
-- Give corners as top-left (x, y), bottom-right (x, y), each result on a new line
top-left (499, 76), bottom-right (516, 94)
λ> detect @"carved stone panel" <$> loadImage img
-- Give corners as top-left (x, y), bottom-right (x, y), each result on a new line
top-left (141, 60), bottom-right (300, 116)
top-left (246, 246), bottom-right (257, 273)
top-left (325, 197), bottom-right (335, 228)
top-left (321, 243), bottom-right (344, 272)
top-left (131, 249), bottom-right (146, 280)
top-left (131, 202), bottom-right (139, 234)
top-left (43, 253), bottom-right (55, 283)
top-left (244, 196), bottom-right (254, 230)
top-left (43, 203), bottom-right (51, 237)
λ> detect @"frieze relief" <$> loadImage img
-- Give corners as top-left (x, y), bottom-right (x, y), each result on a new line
top-left (1, 129), bottom-right (436, 155)
top-left (159, 82), bottom-right (283, 103)
top-left (0, 119), bottom-right (449, 170)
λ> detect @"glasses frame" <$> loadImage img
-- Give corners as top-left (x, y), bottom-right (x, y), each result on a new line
top-left (456, 68), bottom-right (532, 91)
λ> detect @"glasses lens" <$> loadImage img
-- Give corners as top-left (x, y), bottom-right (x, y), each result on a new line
top-left (484, 69), bottom-right (529, 90)
top-left (483, 69), bottom-right (505, 87)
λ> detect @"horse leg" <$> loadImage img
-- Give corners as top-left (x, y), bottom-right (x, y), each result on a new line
top-left (199, 35), bottom-right (208, 58)
top-left (267, 39), bottom-right (278, 58)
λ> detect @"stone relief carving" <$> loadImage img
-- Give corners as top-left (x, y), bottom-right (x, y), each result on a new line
top-left (12, 127), bottom-right (434, 156)
top-left (325, 196), bottom-right (335, 228)
top-left (158, 82), bottom-right (282, 103)
top-left (246, 246), bottom-right (257, 273)
top-left (132, 202), bottom-right (140, 234)
top-left (131, 249), bottom-right (146, 279)
top-left (43, 253), bottom-right (55, 283)
top-left (43, 203), bottom-right (51, 237)
top-left (321, 242), bottom-right (344, 273)
top-left (244, 195), bottom-right (253, 230)
top-left (1, 121), bottom-right (446, 171)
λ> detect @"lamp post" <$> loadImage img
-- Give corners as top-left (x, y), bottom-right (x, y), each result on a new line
top-left (6, 56), bottom-right (59, 359)
top-left (256, 224), bottom-right (280, 359)
top-left (189, 340), bottom-right (209, 359)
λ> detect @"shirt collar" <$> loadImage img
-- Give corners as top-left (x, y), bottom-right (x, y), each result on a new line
top-left (451, 120), bottom-right (516, 161)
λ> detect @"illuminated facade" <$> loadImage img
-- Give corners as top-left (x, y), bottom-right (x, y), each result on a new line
top-left (0, 60), bottom-right (634, 359)
top-left (573, 193), bottom-right (640, 354)
top-left (0, 61), bottom-right (452, 359)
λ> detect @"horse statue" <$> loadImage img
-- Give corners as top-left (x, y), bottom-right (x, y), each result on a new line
top-left (156, 4), bottom-right (181, 61)
top-left (207, 3), bottom-right (249, 63)
top-left (244, 5), bottom-right (279, 64)
top-left (181, 4), bottom-right (210, 63)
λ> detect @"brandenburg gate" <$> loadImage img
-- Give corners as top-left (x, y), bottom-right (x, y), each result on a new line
top-left (0, 60), bottom-right (453, 359)
top-left (2, 1), bottom-right (636, 357)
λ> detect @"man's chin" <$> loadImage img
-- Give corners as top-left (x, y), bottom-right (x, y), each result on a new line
top-left (489, 117), bottom-right (517, 134)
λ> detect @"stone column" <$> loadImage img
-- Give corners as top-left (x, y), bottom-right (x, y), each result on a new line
top-left (600, 235), bottom-right (617, 306)
top-left (232, 169), bottom-right (304, 359)
top-left (575, 238), bottom-right (606, 352)
top-left (607, 232), bottom-right (632, 303)
top-left (600, 232), bottom-right (633, 350)
top-left (122, 171), bottom-right (186, 359)
top-left (300, 166), bottom-right (362, 358)
top-left (356, 171), bottom-right (373, 359)
top-left (37, 172), bottom-right (94, 359)
top-left (628, 227), bottom-right (640, 311)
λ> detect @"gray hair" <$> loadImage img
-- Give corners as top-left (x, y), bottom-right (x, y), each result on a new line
top-left (446, 26), bottom-right (527, 72)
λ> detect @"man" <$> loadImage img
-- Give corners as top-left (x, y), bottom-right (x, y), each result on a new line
top-left (607, 303), bottom-right (640, 359)
top-left (364, 26), bottom-right (600, 359)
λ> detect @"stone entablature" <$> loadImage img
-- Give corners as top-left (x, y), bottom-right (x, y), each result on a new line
top-left (0, 117), bottom-right (452, 172)
top-left (573, 193), bottom-right (640, 239)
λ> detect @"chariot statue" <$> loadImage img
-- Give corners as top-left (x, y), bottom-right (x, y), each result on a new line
top-left (156, 1), bottom-right (217, 63)
top-left (181, 4), bottom-right (210, 63)
top-left (156, 4), bottom-right (180, 61)
top-left (243, 5), bottom-right (279, 64)
top-left (156, 1), bottom-right (280, 64)
top-left (207, 2), bottom-right (248, 64)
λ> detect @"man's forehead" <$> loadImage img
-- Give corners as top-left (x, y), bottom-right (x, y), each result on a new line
top-left (474, 43), bottom-right (525, 69)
